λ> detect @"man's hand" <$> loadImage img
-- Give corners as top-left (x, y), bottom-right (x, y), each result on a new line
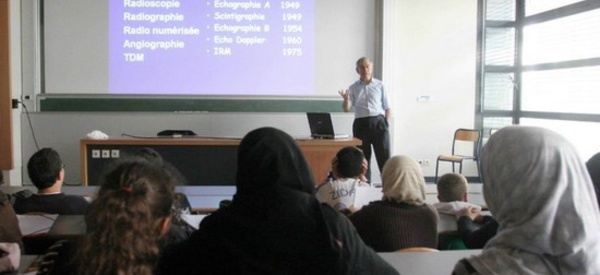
top-left (338, 89), bottom-right (349, 100)
top-left (339, 89), bottom-right (351, 112)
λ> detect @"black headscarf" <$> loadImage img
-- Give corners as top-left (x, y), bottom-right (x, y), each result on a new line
top-left (235, 126), bottom-right (315, 196)
top-left (196, 127), bottom-right (345, 275)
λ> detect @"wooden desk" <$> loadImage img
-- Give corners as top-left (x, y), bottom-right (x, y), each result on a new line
top-left (379, 249), bottom-right (481, 274)
top-left (80, 137), bottom-right (360, 186)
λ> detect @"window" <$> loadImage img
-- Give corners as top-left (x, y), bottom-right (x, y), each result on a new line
top-left (477, 0), bottom-right (600, 159)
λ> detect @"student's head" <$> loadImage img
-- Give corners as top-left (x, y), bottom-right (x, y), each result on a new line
top-left (382, 155), bottom-right (426, 206)
top-left (76, 159), bottom-right (175, 274)
top-left (27, 148), bottom-right (64, 190)
top-left (135, 147), bottom-right (188, 186)
top-left (355, 57), bottom-right (373, 81)
top-left (236, 127), bottom-right (314, 195)
top-left (436, 173), bottom-right (468, 203)
top-left (478, 126), bottom-right (600, 270)
top-left (333, 146), bottom-right (367, 179)
top-left (137, 147), bottom-right (163, 163)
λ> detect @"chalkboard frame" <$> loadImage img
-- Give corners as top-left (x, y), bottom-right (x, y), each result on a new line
top-left (39, 96), bottom-right (344, 112)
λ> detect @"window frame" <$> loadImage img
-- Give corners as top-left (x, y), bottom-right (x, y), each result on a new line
top-left (476, 0), bottom-right (600, 141)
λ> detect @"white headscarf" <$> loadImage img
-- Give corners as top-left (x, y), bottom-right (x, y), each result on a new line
top-left (465, 126), bottom-right (600, 274)
top-left (382, 155), bottom-right (426, 206)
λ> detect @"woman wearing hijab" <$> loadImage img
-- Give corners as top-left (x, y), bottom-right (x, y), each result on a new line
top-left (454, 126), bottom-right (600, 274)
top-left (158, 127), bottom-right (398, 275)
top-left (348, 155), bottom-right (438, 252)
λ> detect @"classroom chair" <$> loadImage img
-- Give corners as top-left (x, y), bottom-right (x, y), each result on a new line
top-left (434, 129), bottom-right (482, 183)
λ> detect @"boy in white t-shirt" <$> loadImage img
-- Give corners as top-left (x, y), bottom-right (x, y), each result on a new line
top-left (316, 146), bottom-right (370, 214)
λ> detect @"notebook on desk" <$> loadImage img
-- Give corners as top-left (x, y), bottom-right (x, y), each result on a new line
top-left (306, 112), bottom-right (350, 139)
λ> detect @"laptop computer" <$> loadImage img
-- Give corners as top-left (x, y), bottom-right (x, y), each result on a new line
top-left (306, 112), bottom-right (350, 139)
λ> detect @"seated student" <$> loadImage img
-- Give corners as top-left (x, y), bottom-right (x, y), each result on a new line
top-left (349, 155), bottom-right (438, 252)
top-left (434, 173), bottom-right (480, 215)
top-left (454, 126), bottom-right (600, 274)
top-left (158, 127), bottom-right (398, 275)
top-left (134, 147), bottom-right (194, 246)
top-left (135, 147), bottom-right (194, 236)
top-left (13, 148), bottom-right (89, 215)
top-left (136, 147), bottom-right (192, 213)
top-left (38, 159), bottom-right (176, 275)
top-left (435, 173), bottom-right (497, 249)
top-left (316, 146), bottom-right (371, 214)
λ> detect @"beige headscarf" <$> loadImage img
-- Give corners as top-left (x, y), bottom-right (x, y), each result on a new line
top-left (381, 155), bottom-right (426, 205)
top-left (463, 126), bottom-right (600, 274)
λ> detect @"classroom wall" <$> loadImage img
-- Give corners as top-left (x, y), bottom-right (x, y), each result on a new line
top-left (7, 0), bottom-right (479, 186)
top-left (388, 0), bottom-right (478, 179)
top-left (7, 0), bottom-right (22, 185)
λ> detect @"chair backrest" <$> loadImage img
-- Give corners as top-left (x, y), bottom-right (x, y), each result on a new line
top-left (452, 129), bottom-right (482, 157)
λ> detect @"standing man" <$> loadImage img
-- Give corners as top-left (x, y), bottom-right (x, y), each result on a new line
top-left (339, 57), bottom-right (391, 182)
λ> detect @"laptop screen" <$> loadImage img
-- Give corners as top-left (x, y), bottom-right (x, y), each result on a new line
top-left (306, 112), bottom-right (336, 139)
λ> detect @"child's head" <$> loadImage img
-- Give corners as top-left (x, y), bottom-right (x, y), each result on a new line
top-left (436, 173), bottom-right (468, 202)
top-left (333, 146), bottom-right (367, 179)
top-left (76, 159), bottom-right (175, 274)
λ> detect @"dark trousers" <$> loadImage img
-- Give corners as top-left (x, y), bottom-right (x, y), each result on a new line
top-left (352, 115), bottom-right (390, 182)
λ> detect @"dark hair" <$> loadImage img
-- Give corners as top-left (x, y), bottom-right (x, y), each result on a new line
top-left (74, 159), bottom-right (174, 275)
top-left (27, 148), bottom-right (62, 190)
top-left (137, 147), bottom-right (164, 163)
top-left (436, 173), bottom-right (468, 202)
top-left (134, 147), bottom-right (191, 227)
top-left (135, 147), bottom-right (187, 185)
top-left (335, 146), bottom-right (365, 178)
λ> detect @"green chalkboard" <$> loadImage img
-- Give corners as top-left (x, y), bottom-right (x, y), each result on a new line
top-left (39, 97), bottom-right (344, 112)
